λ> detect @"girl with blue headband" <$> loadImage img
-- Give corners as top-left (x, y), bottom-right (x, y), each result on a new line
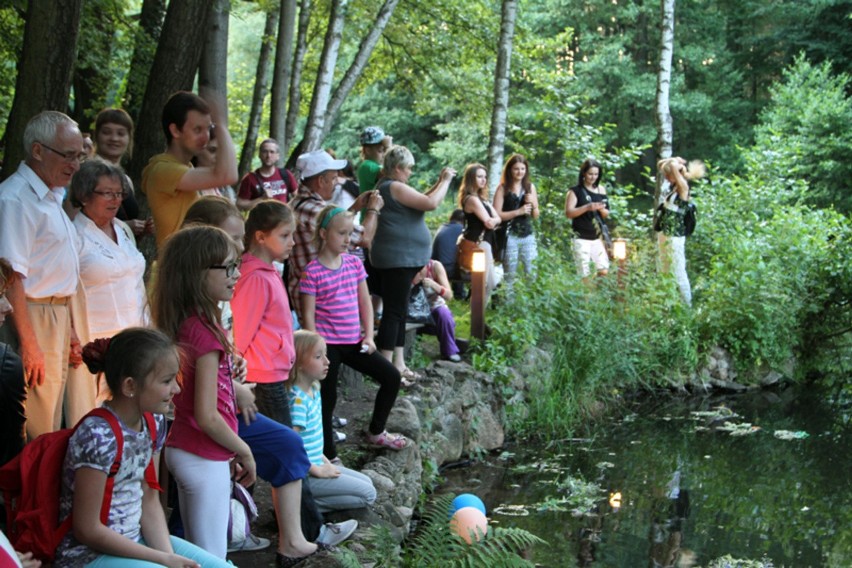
top-left (300, 205), bottom-right (408, 454)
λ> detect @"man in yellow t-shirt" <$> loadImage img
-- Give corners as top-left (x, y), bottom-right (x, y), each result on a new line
top-left (142, 90), bottom-right (238, 248)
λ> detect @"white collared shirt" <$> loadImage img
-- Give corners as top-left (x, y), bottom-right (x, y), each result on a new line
top-left (0, 162), bottom-right (80, 297)
top-left (74, 213), bottom-right (147, 336)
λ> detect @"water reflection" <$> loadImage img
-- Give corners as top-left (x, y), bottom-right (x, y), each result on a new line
top-left (436, 385), bottom-right (851, 567)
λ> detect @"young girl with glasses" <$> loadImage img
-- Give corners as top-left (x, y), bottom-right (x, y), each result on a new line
top-left (153, 225), bottom-right (254, 559)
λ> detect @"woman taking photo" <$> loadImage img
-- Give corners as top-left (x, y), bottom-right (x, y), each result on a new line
top-left (493, 153), bottom-right (539, 285)
top-left (457, 163), bottom-right (500, 297)
top-left (370, 145), bottom-right (455, 382)
top-left (656, 157), bottom-right (704, 305)
top-left (565, 158), bottom-right (610, 278)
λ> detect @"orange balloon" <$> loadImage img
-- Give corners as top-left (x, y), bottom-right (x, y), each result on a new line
top-left (450, 506), bottom-right (488, 543)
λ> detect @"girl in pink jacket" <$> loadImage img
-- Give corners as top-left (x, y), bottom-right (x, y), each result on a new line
top-left (232, 200), bottom-right (297, 425)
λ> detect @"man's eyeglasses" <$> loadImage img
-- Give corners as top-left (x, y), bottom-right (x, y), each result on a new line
top-left (92, 190), bottom-right (126, 201)
top-left (208, 259), bottom-right (241, 278)
top-left (39, 142), bottom-right (88, 164)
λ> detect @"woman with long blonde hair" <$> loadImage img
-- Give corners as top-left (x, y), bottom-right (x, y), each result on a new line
top-left (656, 157), bottom-right (705, 305)
top-left (457, 163), bottom-right (500, 296)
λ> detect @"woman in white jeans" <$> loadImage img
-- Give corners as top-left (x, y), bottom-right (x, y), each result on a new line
top-left (656, 157), bottom-right (704, 305)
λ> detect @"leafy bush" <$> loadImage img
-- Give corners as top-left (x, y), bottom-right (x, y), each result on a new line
top-left (747, 54), bottom-right (852, 214)
top-left (476, 244), bottom-right (698, 439)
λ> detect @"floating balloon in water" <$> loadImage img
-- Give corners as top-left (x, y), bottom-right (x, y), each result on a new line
top-left (448, 493), bottom-right (486, 518)
top-left (450, 506), bottom-right (488, 543)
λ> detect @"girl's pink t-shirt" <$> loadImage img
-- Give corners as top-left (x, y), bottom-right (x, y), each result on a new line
top-left (166, 314), bottom-right (238, 460)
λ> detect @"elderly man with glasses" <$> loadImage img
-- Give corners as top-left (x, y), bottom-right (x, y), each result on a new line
top-left (0, 110), bottom-right (86, 439)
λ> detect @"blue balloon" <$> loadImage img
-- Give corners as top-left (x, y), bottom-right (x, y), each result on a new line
top-left (449, 494), bottom-right (486, 518)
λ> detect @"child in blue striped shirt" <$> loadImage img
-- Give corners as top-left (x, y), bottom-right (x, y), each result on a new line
top-left (288, 330), bottom-right (376, 512)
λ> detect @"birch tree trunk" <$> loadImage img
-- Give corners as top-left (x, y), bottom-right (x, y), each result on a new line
top-left (487, 0), bottom-right (518, 192)
top-left (240, 8), bottom-right (279, 177)
top-left (199, 0), bottom-right (230, 110)
top-left (302, 0), bottom-right (348, 152)
top-left (1, 0), bottom-right (83, 182)
top-left (284, 0), bottom-right (312, 159)
top-left (270, 0), bottom-right (296, 147)
top-left (123, 0), bottom-right (166, 124)
top-left (655, 0), bottom-right (675, 204)
top-left (319, 0), bottom-right (401, 141)
top-left (655, 0), bottom-right (675, 257)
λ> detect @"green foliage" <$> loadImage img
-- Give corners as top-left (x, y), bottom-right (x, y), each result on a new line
top-left (341, 494), bottom-right (545, 567)
top-left (402, 494), bottom-right (545, 568)
top-left (477, 244), bottom-right (699, 439)
top-left (0, 3), bottom-right (24, 140)
top-left (748, 55), bottom-right (852, 213)
top-left (73, 0), bottom-right (136, 124)
top-left (335, 523), bottom-right (401, 567)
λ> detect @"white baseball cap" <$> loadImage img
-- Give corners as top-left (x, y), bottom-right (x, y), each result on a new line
top-left (296, 150), bottom-right (347, 180)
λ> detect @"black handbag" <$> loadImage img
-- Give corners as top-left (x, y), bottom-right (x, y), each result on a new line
top-left (406, 284), bottom-right (434, 325)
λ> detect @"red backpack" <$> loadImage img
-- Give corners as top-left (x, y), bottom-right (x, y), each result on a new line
top-left (0, 408), bottom-right (160, 562)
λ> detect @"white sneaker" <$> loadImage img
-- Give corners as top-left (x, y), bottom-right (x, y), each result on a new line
top-left (228, 533), bottom-right (271, 552)
top-left (316, 519), bottom-right (358, 546)
top-left (334, 430), bottom-right (347, 443)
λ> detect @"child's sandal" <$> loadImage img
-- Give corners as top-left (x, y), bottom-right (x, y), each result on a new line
top-left (366, 430), bottom-right (409, 450)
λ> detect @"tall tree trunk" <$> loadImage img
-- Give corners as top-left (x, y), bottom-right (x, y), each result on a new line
top-left (655, 0), bottom-right (675, 257)
top-left (240, 8), bottom-right (280, 178)
top-left (302, 0), bottom-right (348, 151)
top-left (127, 0), bottom-right (212, 186)
top-left (284, 0), bottom-right (312, 158)
top-left (319, 0), bottom-right (401, 140)
top-left (199, 0), bottom-right (230, 112)
top-left (72, 1), bottom-right (118, 128)
top-left (487, 0), bottom-right (518, 192)
top-left (270, 0), bottom-right (296, 148)
top-left (123, 0), bottom-right (167, 124)
top-left (1, 0), bottom-right (83, 182)
top-left (655, 0), bottom-right (675, 203)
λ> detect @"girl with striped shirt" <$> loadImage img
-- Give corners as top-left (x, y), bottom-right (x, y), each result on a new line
top-left (300, 206), bottom-right (408, 455)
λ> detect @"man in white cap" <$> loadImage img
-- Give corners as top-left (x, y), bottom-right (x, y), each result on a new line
top-left (288, 150), bottom-right (383, 318)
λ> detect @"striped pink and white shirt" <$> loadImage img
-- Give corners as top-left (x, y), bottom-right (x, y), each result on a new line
top-left (300, 254), bottom-right (367, 344)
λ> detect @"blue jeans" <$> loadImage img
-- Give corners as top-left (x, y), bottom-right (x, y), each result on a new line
top-left (84, 535), bottom-right (231, 567)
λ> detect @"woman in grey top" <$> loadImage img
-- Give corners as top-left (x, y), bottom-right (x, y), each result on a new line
top-left (370, 146), bottom-right (455, 380)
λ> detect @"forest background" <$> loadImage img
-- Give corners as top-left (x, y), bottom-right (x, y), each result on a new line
top-left (0, 0), bottom-right (850, 437)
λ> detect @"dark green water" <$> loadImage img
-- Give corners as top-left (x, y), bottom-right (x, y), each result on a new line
top-left (437, 385), bottom-right (851, 567)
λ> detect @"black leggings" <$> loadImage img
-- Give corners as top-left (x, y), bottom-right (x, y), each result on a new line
top-left (322, 343), bottom-right (402, 459)
top-left (375, 266), bottom-right (420, 350)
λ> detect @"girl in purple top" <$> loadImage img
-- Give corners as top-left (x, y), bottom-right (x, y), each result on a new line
top-left (153, 226), bottom-right (256, 559)
top-left (300, 206), bottom-right (407, 455)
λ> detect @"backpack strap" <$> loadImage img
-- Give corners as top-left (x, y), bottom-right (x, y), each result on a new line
top-left (280, 168), bottom-right (298, 194)
top-left (142, 412), bottom-right (162, 492)
top-left (80, 408), bottom-right (125, 526)
top-left (82, 409), bottom-right (162, 526)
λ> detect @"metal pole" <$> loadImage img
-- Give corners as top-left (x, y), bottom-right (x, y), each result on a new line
top-left (470, 266), bottom-right (486, 340)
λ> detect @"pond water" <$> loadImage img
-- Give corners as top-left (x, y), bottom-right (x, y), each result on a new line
top-left (436, 385), bottom-right (851, 567)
